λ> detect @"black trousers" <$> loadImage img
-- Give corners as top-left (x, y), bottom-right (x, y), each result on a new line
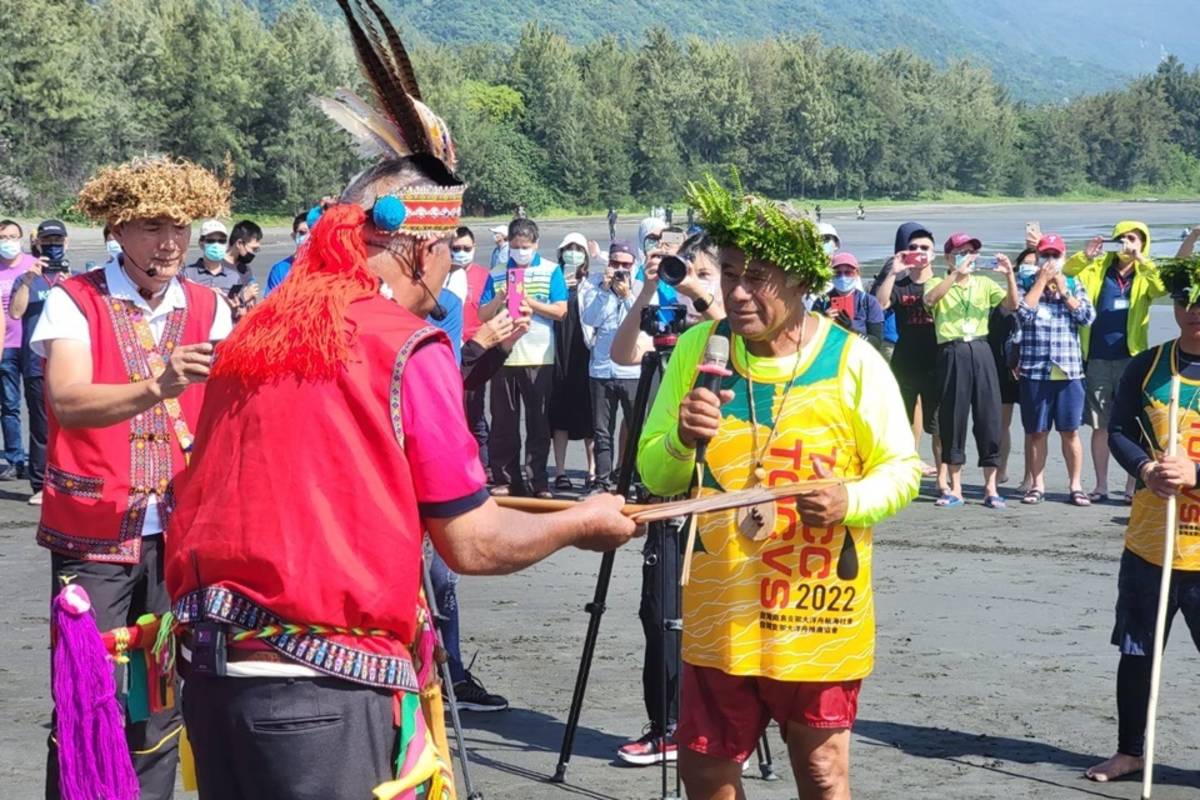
top-left (936, 339), bottom-right (1001, 467)
top-left (25, 375), bottom-right (47, 492)
top-left (639, 520), bottom-right (681, 732)
top-left (184, 675), bottom-right (397, 800)
top-left (489, 365), bottom-right (553, 491)
top-left (46, 536), bottom-right (180, 800)
top-left (590, 376), bottom-right (639, 486)
top-left (464, 384), bottom-right (489, 470)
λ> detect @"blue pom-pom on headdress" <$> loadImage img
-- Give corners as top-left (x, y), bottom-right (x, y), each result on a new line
top-left (305, 205), bottom-right (323, 230)
top-left (372, 195), bottom-right (407, 232)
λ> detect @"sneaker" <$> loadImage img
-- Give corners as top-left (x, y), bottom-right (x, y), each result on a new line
top-left (0, 465), bottom-right (16, 481)
top-left (27, 490), bottom-right (42, 506)
top-left (616, 726), bottom-right (677, 766)
top-left (451, 672), bottom-right (508, 712)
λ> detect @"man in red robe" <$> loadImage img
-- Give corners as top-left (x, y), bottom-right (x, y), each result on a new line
top-left (167, 158), bottom-right (637, 798)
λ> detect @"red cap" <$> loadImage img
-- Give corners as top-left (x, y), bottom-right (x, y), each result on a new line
top-left (943, 232), bottom-right (982, 255)
top-left (1036, 234), bottom-right (1065, 256)
top-left (830, 252), bottom-right (860, 272)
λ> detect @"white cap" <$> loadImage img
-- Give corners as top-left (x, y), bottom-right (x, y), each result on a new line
top-left (199, 219), bottom-right (228, 238)
top-left (489, 225), bottom-right (507, 237)
top-left (818, 222), bottom-right (839, 246)
top-left (557, 232), bottom-right (587, 252)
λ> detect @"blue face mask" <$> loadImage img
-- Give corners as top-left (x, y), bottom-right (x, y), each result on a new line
top-left (294, 234), bottom-right (308, 248)
top-left (832, 275), bottom-right (857, 294)
top-left (106, 239), bottom-right (123, 256)
top-left (0, 240), bottom-right (20, 260)
top-left (41, 244), bottom-right (65, 262)
top-left (203, 242), bottom-right (226, 262)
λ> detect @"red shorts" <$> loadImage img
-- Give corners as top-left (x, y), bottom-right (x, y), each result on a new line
top-left (676, 663), bottom-right (861, 762)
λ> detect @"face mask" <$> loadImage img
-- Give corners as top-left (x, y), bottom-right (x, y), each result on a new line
top-left (294, 234), bottom-right (308, 247)
top-left (203, 243), bottom-right (226, 262)
top-left (41, 244), bottom-right (65, 262)
top-left (831, 275), bottom-right (857, 293)
top-left (106, 239), bottom-right (123, 256)
top-left (0, 241), bottom-right (20, 260)
top-left (1018, 264), bottom-right (1038, 280)
top-left (954, 253), bottom-right (976, 270)
top-left (643, 238), bottom-right (659, 255)
top-left (237, 251), bottom-right (256, 266)
top-left (561, 250), bottom-right (585, 269)
top-left (822, 240), bottom-right (836, 256)
top-left (451, 248), bottom-right (474, 267)
top-left (511, 247), bottom-right (535, 266)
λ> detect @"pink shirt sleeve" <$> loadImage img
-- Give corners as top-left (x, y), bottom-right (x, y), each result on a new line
top-left (401, 336), bottom-right (489, 517)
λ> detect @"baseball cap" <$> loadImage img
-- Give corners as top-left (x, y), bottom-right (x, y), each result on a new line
top-left (830, 252), bottom-right (859, 271)
top-left (817, 222), bottom-right (840, 246)
top-left (37, 219), bottom-right (67, 238)
top-left (609, 241), bottom-right (636, 261)
top-left (199, 219), bottom-right (228, 238)
top-left (1036, 234), bottom-right (1066, 256)
top-left (557, 232), bottom-right (587, 252)
top-left (943, 232), bottom-right (982, 255)
top-left (489, 225), bottom-right (507, 237)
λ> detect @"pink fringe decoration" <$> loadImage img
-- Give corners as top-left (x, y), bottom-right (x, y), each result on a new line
top-left (51, 584), bottom-right (139, 800)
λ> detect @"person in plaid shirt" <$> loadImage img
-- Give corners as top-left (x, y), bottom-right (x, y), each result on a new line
top-left (1014, 234), bottom-right (1096, 506)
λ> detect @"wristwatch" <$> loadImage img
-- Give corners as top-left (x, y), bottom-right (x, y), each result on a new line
top-left (693, 294), bottom-right (713, 313)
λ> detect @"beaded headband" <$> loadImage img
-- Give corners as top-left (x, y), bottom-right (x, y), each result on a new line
top-left (371, 184), bottom-right (465, 239)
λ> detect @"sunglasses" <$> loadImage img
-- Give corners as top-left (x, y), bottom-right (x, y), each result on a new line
top-left (907, 244), bottom-right (933, 252)
top-left (199, 237), bottom-right (227, 245)
top-left (449, 246), bottom-right (473, 253)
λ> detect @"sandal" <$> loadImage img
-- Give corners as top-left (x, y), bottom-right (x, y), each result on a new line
top-left (1070, 490), bottom-right (1092, 507)
top-left (1021, 489), bottom-right (1044, 505)
top-left (554, 475), bottom-right (574, 491)
top-left (983, 495), bottom-right (1007, 509)
top-left (535, 489), bottom-right (555, 500)
top-left (934, 493), bottom-right (964, 508)
top-left (1122, 491), bottom-right (1135, 505)
top-left (1087, 491), bottom-right (1109, 504)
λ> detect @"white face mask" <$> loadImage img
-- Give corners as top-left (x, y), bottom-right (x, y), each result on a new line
top-left (561, 250), bottom-right (585, 269)
top-left (511, 247), bottom-right (535, 266)
top-left (822, 240), bottom-right (836, 256)
top-left (0, 240), bottom-right (20, 260)
top-left (451, 248), bottom-right (474, 267)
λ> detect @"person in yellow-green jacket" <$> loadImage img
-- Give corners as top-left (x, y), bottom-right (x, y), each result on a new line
top-left (1063, 220), bottom-right (1165, 504)
top-left (637, 174), bottom-right (920, 800)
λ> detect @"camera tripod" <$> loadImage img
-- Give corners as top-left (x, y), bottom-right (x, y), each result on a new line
top-left (551, 335), bottom-right (778, 798)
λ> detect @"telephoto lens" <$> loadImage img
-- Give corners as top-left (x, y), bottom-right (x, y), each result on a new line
top-left (658, 253), bottom-right (689, 286)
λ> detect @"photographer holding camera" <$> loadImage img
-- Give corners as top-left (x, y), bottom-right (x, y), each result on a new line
top-left (609, 229), bottom-right (724, 369)
top-left (580, 241), bottom-right (642, 492)
top-left (8, 219), bottom-right (72, 503)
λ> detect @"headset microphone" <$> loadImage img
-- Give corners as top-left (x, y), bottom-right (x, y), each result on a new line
top-left (422, 279), bottom-right (448, 321)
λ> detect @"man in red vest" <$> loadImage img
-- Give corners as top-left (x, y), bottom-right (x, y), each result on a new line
top-left (165, 6), bottom-right (638, 796)
top-left (33, 157), bottom-right (232, 799)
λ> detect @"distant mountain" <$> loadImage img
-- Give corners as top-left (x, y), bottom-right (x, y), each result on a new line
top-left (251, 0), bottom-right (1199, 102)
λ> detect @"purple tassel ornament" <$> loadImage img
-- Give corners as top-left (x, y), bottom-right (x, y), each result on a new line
top-left (51, 583), bottom-right (139, 800)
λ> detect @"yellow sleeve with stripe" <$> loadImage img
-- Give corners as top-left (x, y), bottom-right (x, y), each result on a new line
top-left (637, 322), bottom-right (713, 498)
top-left (840, 336), bottom-right (922, 526)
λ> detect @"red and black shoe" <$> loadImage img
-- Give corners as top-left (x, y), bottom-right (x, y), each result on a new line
top-left (616, 726), bottom-right (677, 766)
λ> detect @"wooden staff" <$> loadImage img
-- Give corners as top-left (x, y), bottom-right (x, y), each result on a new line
top-left (493, 479), bottom-right (847, 524)
top-left (1142, 375), bottom-right (1181, 800)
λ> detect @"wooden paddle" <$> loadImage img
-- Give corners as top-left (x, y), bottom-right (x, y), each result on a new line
top-left (493, 478), bottom-right (848, 523)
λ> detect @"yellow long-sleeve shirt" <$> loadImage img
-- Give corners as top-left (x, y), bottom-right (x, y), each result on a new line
top-left (636, 316), bottom-right (920, 681)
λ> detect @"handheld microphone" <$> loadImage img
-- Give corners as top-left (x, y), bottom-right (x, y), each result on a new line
top-left (693, 334), bottom-right (730, 465)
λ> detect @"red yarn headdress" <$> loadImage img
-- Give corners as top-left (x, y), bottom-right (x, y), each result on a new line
top-left (212, 204), bottom-right (377, 383)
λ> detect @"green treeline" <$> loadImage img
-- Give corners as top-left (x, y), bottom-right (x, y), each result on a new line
top-left (2, 0), bottom-right (1198, 218)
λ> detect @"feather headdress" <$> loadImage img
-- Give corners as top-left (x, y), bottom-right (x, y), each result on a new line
top-left (321, 0), bottom-right (464, 239)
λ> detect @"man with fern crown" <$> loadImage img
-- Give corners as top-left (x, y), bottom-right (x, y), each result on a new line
top-left (164, 3), bottom-right (638, 798)
top-left (1085, 252), bottom-right (1200, 785)
top-left (637, 173), bottom-right (920, 800)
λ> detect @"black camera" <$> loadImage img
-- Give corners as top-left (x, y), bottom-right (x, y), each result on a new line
top-left (639, 303), bottom-right (687, 340)
top-left (658, 253), bottom-right (689, 287)
top-left (44, 257), bottom-right (70, 273)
